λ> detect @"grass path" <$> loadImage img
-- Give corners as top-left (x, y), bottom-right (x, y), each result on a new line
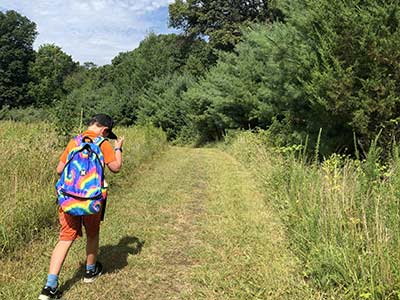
top-left (0, 147), bottom-right (316, 299)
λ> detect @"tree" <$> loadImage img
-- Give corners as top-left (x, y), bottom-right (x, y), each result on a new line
top-left (111, 33), bottom-right (215, 124)
top-left (83, 62), bottom-right (97, 70)
top-left (284, 0), bottom-right (400, 153)
top-left (185, 0), bottom-right (400, 155)
top-left (0, 10), bottom-right (37, 108)
top-left (169, 0), bottom-right (283, 50)
top-left (28, 44), bottom-right (78, 107)
top-left (53, 81), bottom-right (120, 138)
top-left (137, 73), bottom-right (196, 140)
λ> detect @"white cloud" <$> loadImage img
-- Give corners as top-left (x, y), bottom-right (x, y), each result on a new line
top-left (1, 0), bottom-right (176, 65)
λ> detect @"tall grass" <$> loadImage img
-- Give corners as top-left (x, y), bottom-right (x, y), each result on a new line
top-left (0, 121), bottom-right (59, 255)
top-left (0, 121), bottom-right (166, 256)
top-left (226, 131), bottom-right (400, 299)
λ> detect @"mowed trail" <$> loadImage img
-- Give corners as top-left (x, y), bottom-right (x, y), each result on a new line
top-left (0, 147), bottom-right (315, 300)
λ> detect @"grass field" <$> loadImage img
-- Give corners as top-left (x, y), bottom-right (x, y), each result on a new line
top-left (226, 131), bottom-right (400, 299)
top-left (3, 122), bottom-right (400, 299)
top-left (0, 146), bottom-right (316, 300)
top-left (0, 122), bottom-right (59, 255)
top-left (0, 122), bottom-right (166, 255)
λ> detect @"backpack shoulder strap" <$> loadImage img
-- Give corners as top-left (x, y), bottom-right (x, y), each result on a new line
top-left (93, 136), bottom-right (106, 147)
top-left (62, 135), bottom-right (84, 173)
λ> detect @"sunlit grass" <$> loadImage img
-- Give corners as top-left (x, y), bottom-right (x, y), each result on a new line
top-left (0, 121), bottom-right (166, 255)
top-left (227, 131), bottom-right (400, 299)
top-left (0, 121), bottom-right (59, 255)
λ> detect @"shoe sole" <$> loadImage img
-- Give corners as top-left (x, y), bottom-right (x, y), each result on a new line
top-left (38, 295), bottom-right (63, 300)
top-left (83, 271), bottom-right (102, 283)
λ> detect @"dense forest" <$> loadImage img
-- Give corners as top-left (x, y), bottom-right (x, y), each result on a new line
top-left (1, 0), bottom-right (399, 155)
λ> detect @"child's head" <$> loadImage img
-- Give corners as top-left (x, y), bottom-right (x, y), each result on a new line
top-left (87, 114), bottom-right (118, 139)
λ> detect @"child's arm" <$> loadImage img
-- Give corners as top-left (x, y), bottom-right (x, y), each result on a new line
top-left (107, 136), bottom-right (124, 173)
top-left (56, 161), bottom-right (65, 175)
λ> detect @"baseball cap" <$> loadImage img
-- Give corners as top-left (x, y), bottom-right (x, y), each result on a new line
top-left (90, 114), bottom-right (118, 139)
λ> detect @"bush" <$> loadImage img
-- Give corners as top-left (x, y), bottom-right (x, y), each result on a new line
top-left (0, 106), bottom-right (50, 123)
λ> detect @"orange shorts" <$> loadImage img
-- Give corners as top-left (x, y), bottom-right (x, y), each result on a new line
top-left (58, 207), bottom-right (102, 241)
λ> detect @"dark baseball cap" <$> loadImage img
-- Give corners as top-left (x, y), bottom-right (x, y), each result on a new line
top-left (90, 114), bottom-right (118, 139)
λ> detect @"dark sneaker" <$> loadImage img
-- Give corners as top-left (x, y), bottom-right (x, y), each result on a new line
top-left (38, 286), bottom-right (62, 300)
top-left (83, 261), bottom-right (103, 283)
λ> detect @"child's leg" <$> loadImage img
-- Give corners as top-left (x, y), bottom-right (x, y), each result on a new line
top-left (84, 232), bottom-right (103, 283)
top-left (86, 233), bottom-right (99, 265)
top-left (48, 240), bottom-right (74, 275)
top-left (82, 215), bottom-right (103, 282)
top-left (42, 210), bottom-right (80, 288)
top-left (83, 213), bottom-right (102, 265)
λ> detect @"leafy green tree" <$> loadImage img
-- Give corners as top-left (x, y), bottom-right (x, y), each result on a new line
top-left (112, 33), bottom-right (189, 95)
top-left (52, 80), bottom-right (121, 139)
top-left (169, 0), bottom-right (283, 50)
top-left (28, 44), bottom-right (78, 107)
top-left (54, 62), bottom-right (123, 137)
top-left (186, 0), bottom-right (400, 154)
top-left (111, 33), bottom-right (215, 124)
top-left (63, 64), bottom-right (113, 94)
top-left (137, 73), bottom-right (196, 140)
top-left (0, 10), bottom-right (37, 108)
top-left (262, 0), bottom-right (400, 154)
top-left (278, 0), bottom-right (400, 154)
top-left (83, 62), bottom-right (97, 70)
top-left (184, 23), bottom-right (310, 143)
top-left (185, 50), bottom-right (259, 141)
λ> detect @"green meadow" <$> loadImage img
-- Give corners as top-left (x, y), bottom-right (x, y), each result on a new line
top-left (0, 122), bottom-right (167, 255)
top-left (227, 131), bottom-right (400, 299)
top-left (2, 122), bottom-right (400, 299)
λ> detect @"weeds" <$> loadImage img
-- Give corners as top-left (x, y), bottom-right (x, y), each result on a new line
top-left (0, 121), bottom-right (59, 255)
top-left (227, 131), bottom-right (400, 299)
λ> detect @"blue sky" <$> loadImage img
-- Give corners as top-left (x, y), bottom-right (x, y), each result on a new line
top-left (1, 0), bottom-right (178, 65)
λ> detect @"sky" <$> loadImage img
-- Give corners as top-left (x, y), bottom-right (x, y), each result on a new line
top-left (0, 0), bottom-right (178, 65)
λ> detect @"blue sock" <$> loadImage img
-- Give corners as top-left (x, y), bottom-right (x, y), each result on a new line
top-left (46, 274), bottom-right (58, 289)
top-left (86, 263), bottom-right (96, 272)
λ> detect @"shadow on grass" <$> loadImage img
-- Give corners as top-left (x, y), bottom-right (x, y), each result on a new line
top-left (60, 236), bottom-right (144, 293)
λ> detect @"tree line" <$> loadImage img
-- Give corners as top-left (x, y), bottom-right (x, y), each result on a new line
top-left (1, 0), bottom-right (399, 155)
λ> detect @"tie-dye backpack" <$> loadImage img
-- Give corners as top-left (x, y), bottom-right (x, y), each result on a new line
top-left (56, 135), bottom-right (107, 216)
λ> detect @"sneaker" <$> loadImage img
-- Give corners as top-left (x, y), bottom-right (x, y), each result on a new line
top-left (83, 261), bottom-right (103, 283)
top-left (38, 286), bottom-right (62, 300)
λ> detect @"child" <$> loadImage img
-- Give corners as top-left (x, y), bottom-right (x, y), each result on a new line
top-left (39, 114), bottom-right (124, 300)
